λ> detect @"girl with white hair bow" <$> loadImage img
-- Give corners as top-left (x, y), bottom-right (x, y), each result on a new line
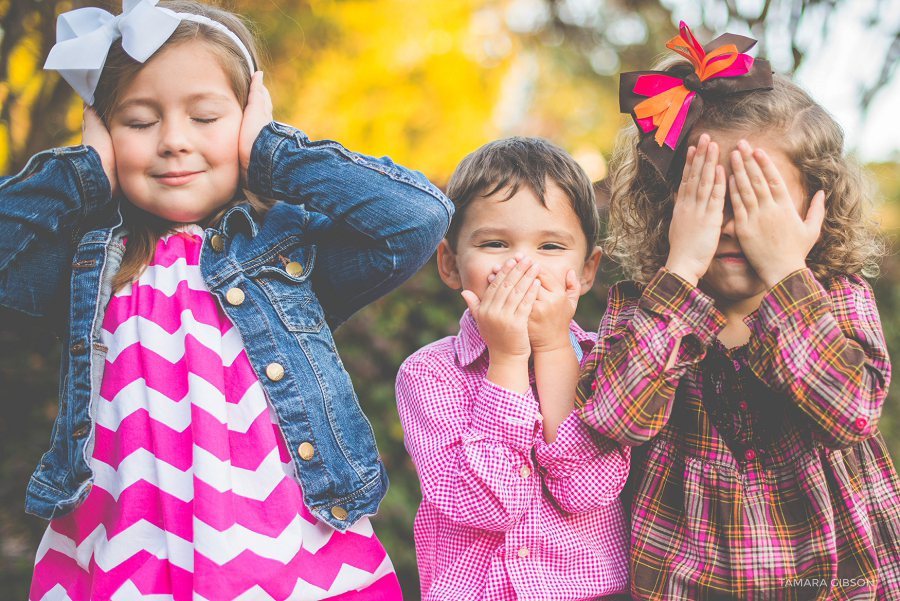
top-left (1, 1), bottom-right (453, 599)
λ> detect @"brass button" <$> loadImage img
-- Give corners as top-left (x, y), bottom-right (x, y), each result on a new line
top-left (285, 261), bottom-right (304, 277)
top-left (225, 287), bottom-right (245, 306)
top-left (516, 547), bottom-right (529, 558)
top-left (71, 424), bottom-right (90, 439)
top-left (298, 442), bottom-right (315, 460)
top-left (519, 466), bottom-right (531, 478)
top-left (265, 363), bottom-right (284, 381)
top-left (331, 506), bottom-right (348, 521)
top-left (210, 234), bottom-right (224, 252)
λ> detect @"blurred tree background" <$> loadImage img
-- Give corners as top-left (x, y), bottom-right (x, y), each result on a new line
top-left (2, 0), bottom-right (899, 598)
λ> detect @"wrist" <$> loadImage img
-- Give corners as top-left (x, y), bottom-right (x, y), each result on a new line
top-left (485, 359), bottom-right (530, 394)
top-left (530, 334), bottom-right (572, 354)
top-left (664, 259), bottom-right (701, 286)
top-left (761, 263), bottom-right (807, 290)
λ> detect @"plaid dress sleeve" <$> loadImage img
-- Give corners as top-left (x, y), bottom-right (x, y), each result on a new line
top-left (575, 269), bottom-right (726, 445)
top-left (533, 412), bottom-right (630, 513)
top-left (395, 353), bottom-right (541, 531)
top-left (745, 269), bottom-right (890, 449)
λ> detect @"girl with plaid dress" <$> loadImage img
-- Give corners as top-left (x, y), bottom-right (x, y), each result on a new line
top-left (576, 23), bottom-right (900, 600)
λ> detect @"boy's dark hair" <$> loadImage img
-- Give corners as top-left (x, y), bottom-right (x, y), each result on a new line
top-left (445, 137), bottom-right (600, 257)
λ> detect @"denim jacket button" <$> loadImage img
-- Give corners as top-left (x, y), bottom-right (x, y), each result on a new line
top-left (298, 442), bottom-right (315, 460)
top-left (71, 424), bottom-right (89, 439)
top-left (285, 261), bottom-right (304, 277)
top-left (225, 288), bottom-right (245, 306)
top-left (266, 363), bottom-right (285, 381)
top-left (210, 234), bottom-right (224, 252)
top-left (330, 506), bottom-right (348, 521)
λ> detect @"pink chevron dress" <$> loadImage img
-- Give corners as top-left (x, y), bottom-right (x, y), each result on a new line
top-left (30, 225), bottom-right (401, 601)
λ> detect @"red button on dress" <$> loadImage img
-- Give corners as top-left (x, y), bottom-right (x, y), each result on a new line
top-left (744, 449), bottom-right (756, 461)
top-left (591, 380), bottom-right (598, 391)
top-left (854, 418), bottom-right (868, 430)
top-left (738, 401), bottom-right (748, 411)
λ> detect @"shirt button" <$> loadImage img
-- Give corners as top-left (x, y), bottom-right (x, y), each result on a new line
top-left (744, 449), bottom-right (756, 461)
top-left (298, 442), bottom-right (315, 460)
top-left (534, 413), bottom-right (543, 422)
top-left (285, 261), bottom-right (304, 277)
top-left (266, 363), bottom-right (285, 381)
top-left (225, 287), bottom-right (245, 306)
top-left (210, 234), bottom-right (224, 252)
top-left (738, 401), bottom-right (748, 411)
top-left (331, 506), bottom-right (348, 521)
top-left (854, 418), bottom-right (868, 430)
top-left (516, 547), bottom-right (529, 558)
top-left (519, 466), bottom-right (531, 478)
top-left (590, 380), bottom-right (598, 391)
top-left (733, 360), bottom-right (741, 370)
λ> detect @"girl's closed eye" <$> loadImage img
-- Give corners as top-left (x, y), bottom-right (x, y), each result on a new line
top-left (540, 242), bottom-right (566, 251)
top-left (126, 121), bottom-right (157, 130)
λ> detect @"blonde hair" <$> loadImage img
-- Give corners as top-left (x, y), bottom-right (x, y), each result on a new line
top-left (606, 56), bottom-right (886, 283)
top-left (92, 1), bottom-right (273, 292)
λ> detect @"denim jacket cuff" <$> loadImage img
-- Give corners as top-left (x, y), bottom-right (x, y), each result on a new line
top-left (245, 121), bottom-right (288, 198)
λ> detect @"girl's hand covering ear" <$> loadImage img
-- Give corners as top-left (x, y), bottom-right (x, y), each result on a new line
top-left (239, 72), bottom-right (274, 186)
top-left (728, 141), bottom-right (825, 289)
top-left (82, 105), bottom-right (118, 197)
top-left (665, 133), bottom-right (727, 286)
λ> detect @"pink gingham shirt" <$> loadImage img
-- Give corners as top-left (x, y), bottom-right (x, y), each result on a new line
top-left (395, 311), bottom-right (630, 601)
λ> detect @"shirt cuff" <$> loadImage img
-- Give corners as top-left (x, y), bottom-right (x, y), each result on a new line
top-left (638, 268), bottom-right (726, 346)
top-left (469, 379), bottom-right (541, 452)
top-left (748, 268), bottom-right (829, 336)
top-left (535, 413), bottom-right (629, 478)
top-left (245, 121), bottom-right (293, 198)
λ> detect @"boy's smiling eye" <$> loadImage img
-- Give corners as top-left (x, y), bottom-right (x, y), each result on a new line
top-left (192, 117), bottom-right (218, 124)
top-left (540, 243), bottom-right (565, 250)
top-left (478, 241), bottom-right (505, 248)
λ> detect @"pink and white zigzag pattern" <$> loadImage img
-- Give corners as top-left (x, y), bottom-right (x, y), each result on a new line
top-left (30, 226), bottom-right (400, 601)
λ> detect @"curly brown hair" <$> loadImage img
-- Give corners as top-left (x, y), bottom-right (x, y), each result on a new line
top-left (606, 55), bottom-right (886, 283)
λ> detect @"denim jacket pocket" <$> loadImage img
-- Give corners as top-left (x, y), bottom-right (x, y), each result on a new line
top-left (251, 243), bottom-right (323, 333)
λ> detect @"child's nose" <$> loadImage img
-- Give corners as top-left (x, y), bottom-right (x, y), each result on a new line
top-left (158, 120), bottom-right (192, 155)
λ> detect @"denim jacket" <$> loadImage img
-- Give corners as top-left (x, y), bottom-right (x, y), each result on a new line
top-left (0, 122), bottom-right (452, 531)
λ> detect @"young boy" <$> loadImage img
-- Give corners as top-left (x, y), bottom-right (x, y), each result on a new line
top-left (395, 137), bottom-right (630, 600)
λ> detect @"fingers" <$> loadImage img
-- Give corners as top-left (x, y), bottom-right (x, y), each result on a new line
top-left (805, 190), bottom-right (826, 240)
top-left (460, 290), bottom-right (481, 316)
top-left (247, 71), bottom-right (274, 116)
top-left (482, 256), bottom-right (540, 313)
top-left (729, 146), bottom-right (759, 213)
top-left (679, 134), bottom-right (711, 204)
top-left (676, 145), bottom-right (697, 203)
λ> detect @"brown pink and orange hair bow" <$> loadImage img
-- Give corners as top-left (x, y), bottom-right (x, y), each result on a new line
top-left (619, 22), bottom-right (774, 176)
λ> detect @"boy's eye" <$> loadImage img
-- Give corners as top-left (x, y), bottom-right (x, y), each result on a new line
top-left (126, 122), bottom-right (156, 130)
top-left (193, 117), bottom-right (218, 124)
top-left (540, 243), bottom-right (565, 250)
top-left (478, 241), bottom-right (505, 248)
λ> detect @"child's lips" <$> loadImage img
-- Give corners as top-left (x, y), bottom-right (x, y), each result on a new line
top-left (715, 252), bottom-right (747, 263)
top-left (153, 171), bottom-right (202, 185)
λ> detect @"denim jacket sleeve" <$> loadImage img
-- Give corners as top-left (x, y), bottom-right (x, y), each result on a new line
top-left (0, 146), bottom-right (112, 320)
top-left (245, 122), bottom-right (453, 328)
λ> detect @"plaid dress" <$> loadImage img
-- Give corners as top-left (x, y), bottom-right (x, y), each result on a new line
top-left (575, 268), bottom-right (900, 600)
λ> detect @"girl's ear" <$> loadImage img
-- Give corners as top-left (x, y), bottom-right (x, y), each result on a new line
top-left (436, 239), bottom-right (462, 289)
top-left (578, 246), bottom-right (603, 295)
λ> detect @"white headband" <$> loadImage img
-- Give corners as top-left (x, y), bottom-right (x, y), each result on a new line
top-left (43, 0), bottom-right (255, 106)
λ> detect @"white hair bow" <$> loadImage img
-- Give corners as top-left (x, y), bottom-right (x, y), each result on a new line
top-left (44, 0), bottom-right (254, 105)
